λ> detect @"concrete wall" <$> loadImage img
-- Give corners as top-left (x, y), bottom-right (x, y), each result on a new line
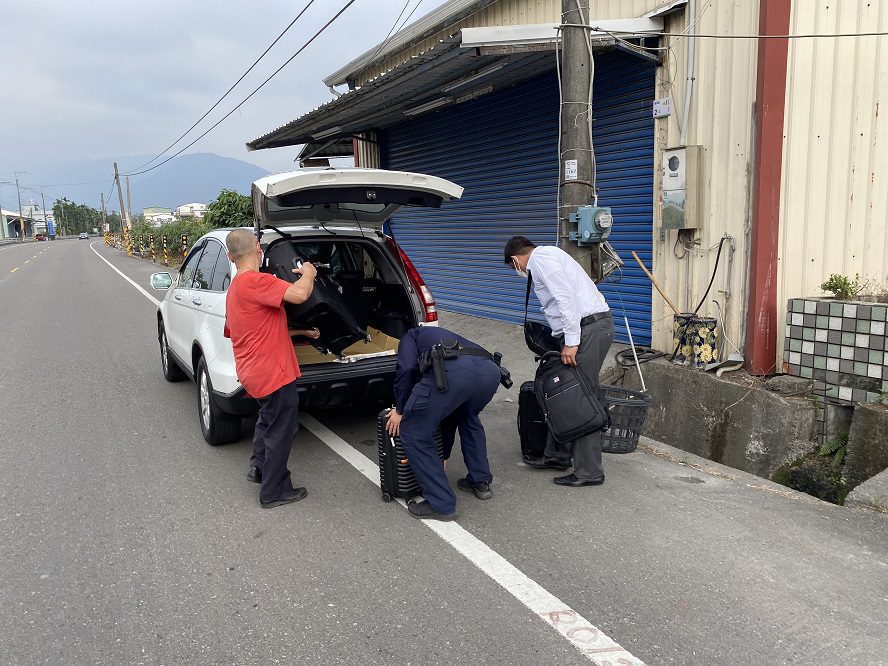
top-left (619, 359), bottom-right (817, 479)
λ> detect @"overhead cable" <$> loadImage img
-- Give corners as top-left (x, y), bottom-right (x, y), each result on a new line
top-left (122, 0), bottom-right (357, 178)
top-left (128, 0), bottom-right (318, 174)
top-left (563, 24), bottom-right (888, 39)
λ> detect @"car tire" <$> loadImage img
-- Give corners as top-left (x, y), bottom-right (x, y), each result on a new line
top-left (159, 321), bottom-right (186, 382)
top-left (196, 357), bottom-right (240, 446)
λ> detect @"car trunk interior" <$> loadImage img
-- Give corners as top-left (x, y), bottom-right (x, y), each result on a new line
top-left (263, 235), bottom-right (414, 366)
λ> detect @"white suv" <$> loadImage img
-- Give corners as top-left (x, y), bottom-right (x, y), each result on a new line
top-left (150, 168), bottom-right (462, 445)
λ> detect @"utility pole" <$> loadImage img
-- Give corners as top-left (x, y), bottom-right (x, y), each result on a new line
top-left (100, 192), bottom-right (108, 232)
top-left (40, 191), bottom-right (48, 237)
top-left (114, 162), bottom-right (130, 230)
top-left (125, 176), bottom-right (133, 227)
top-left (559, 0), bottom-right (597, 278)
top-left (14, 173), bottom-right (25, 242)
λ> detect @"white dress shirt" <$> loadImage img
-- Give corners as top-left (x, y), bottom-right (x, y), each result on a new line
top-left (526, 245), bottom-right (609, 347)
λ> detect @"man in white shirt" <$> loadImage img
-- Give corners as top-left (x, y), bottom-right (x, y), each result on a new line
top-left (504, 236), bottom-right (614, 487)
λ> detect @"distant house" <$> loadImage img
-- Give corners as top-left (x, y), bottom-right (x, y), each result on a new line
top-left (144, 206), bottom-right (173, 226)
top-left (175, 203), bottom-right (207, 219)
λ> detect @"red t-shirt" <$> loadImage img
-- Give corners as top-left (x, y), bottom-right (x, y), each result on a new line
top-left (225, 271), bottom-right (301, 399)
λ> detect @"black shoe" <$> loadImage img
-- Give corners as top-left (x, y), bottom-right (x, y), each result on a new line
top-left (457, 477), bottom-right (493, 500)
top-left (524, 456), bottom-right (571, 471)
top-left (260, 487), bottom-right (308, 508)
top-left (246, 466), bottom-right (262, 484)
top-left (407, 499), bottom-right (456, 521)
top-left (553, 474), bottom-right (605, 487)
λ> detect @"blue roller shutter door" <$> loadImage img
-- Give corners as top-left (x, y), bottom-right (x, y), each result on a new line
top-left (383, 53), bottom-right (655, 344)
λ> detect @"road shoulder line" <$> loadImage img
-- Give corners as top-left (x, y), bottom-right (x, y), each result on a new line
top-left (89, 241), bottom-right (160, 307)
top-left (300, 413), bottom-right (645, 666)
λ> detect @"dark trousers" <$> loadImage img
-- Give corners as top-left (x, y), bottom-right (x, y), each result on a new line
top-left (544, 315), bottom-right (614, 480)
top-left (251, 380), bottom-right (299, 503)
top-left (400, 356), bottom-right (500, 514)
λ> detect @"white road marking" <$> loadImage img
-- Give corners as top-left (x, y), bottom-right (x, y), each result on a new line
top-left (24, 260), bottom-right (30, 264)
top-left (93, 242), bottom-right (645, 665)
top-left (10, 267), bottom-right (18, 273)
top-left (300, 414), bottom-right (645, 665)
top-left (89, 241), bottom-right (160, 306)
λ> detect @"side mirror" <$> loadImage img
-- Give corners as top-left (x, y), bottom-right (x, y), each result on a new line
top-left (150, 272), bottom-right (173, 290)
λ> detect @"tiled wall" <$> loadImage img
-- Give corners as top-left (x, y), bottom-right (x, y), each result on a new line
top-left (784, 298), bottom-right (888, 404)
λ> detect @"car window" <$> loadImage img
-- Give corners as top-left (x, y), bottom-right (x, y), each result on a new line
top-left (210, 245), bottom-right (233, 292)
top-left (193, 241), bottom-right (223, 291)
top-left (178, 241), bottom-right (205, 288)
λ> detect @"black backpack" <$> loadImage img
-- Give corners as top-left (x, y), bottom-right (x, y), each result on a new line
top-left (533, 351), bottom-right (610, 443)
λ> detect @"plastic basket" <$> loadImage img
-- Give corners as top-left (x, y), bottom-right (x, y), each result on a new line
top-left (601, 384), bottom-right (652, 453)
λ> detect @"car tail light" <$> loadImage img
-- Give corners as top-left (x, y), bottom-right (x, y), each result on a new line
top-left (386, 236), bottom-right (437, 323)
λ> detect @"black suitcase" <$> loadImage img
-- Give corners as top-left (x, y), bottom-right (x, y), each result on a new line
top-left (377, 409), bottom-right (444, 502)
top-left (262, 240), bottom-right (368, 356)
top-left (518, 381), bottom-right (548, 461)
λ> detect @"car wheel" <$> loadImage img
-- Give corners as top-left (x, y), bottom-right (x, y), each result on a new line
top-left (196, 357), bottom-right (239, 446)
top-left (159, 321), bottom-right (186, 382)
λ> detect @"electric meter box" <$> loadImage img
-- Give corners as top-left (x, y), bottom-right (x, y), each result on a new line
top-left (661, 146), bottom-right (704, 230)
top-left (569, 205), bottom-right (613, 245)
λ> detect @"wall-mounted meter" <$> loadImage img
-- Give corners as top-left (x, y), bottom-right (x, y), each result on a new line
top-left (569, 206), bottom-right (613, 245)
top-left (661, 146), bottom-right (704, 230)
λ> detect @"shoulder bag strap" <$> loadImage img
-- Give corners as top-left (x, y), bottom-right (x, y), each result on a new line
top-left (524, 271), bottom-right (532, 325)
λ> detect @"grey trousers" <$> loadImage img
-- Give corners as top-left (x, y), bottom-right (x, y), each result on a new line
top-left (544, 314), bottom-right (615, 480)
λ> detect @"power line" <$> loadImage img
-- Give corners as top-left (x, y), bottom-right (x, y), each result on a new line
top-left (569, 24), bottom-right (888, 39)
top-left (128, 0), bottom-right (318, 173)
top-left (365, 0), bottom-right (417, 68)
top-left (122, 0), bottom-right (357, 178)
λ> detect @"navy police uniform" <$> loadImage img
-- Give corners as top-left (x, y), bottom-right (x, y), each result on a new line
top-left (394, 326), bottom-right (501, 515)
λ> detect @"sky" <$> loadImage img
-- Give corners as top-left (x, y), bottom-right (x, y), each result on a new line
top-left (0, 0), bottom-right (447, 202)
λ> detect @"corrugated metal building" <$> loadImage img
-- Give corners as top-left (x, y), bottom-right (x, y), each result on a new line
top-left (247, 0), bottom-right (888, 374)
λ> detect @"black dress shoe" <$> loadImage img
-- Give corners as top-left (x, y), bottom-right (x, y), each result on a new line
top-left (246, 466), bottom-right (262, 484)
top-left (553, 474), bottom-right (605, 487)
top-left (457, 477), bottom-right (493, 500)
top-left (524, 456), bottom-right (571, 471)
top-left (407, 499), bottom-right (456, 521)
top-left (260, 487), bottom-right (308, 508)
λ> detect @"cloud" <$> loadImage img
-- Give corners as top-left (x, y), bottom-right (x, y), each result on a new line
top-left (1, 0), bottom-right (448, 176)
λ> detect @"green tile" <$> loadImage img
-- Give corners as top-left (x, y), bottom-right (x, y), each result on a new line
top-left (816, 315), bottom-right (829, 329)
top-left (789, 339), bottom-right (802, 352)
top-left (799, 366), bottom-right (813, 379)
top-left (857, 319), bottom-right (872, 334)
top-left (854, 361), bottom-right (868, 376)
top-left (869, 350), bottom-right (884, 365)
top-left (827, 343), bottom-right (840, 357)
top-left (803, 328), bottom-right (815, 341)
top-left (842, 332), bottom-right (856, 345)
top-left (872, 306), bottom-right (887, 321)
top-left (866, 391), bottom-right (881, 404)
top-left (813, 356), bottom-right (827, 370)
top-left (830, 302), bottom-right (844, 316)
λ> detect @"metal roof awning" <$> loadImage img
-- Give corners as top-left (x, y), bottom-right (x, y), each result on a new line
top-left (247, 18), bottom-right (663, 153)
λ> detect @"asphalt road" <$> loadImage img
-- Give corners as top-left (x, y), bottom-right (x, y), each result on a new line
top-left (1, 239), bottom-right (886, 665)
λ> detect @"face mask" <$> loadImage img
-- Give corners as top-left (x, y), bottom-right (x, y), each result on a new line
top-left (512, 258), bottom-right (527, 279)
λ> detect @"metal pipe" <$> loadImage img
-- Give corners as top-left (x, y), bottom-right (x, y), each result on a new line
top-left (679, 0), bottom-right (696, 146)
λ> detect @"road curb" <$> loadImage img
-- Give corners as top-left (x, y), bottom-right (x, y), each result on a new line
top-left (636, 436), bottom-right (830, 508)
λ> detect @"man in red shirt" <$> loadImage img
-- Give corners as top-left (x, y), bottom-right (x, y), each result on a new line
top-left (224, 228), bottom-right (317, 508)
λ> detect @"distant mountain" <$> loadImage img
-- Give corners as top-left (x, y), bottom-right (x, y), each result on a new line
top-left (16, 153), bottom-right (270, 214)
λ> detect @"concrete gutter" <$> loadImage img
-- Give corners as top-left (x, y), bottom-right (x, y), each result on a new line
top-left (846, 470), bottom-right (888, 514)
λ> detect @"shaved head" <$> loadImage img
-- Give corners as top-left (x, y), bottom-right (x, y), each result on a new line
top-left (226, 228), bottom-right (257, 262)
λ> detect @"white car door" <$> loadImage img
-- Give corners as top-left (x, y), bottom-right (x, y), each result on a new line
top-left (165, 241), bottom-right (204, 364)
top-left (185, 240), bottom-right (226, 359)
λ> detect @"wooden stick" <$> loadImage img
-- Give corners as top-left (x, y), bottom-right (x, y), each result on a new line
top-left (632, 251), bottom-right (681, 315)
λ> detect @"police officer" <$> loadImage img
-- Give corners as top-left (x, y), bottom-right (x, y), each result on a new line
top-left (386, 326), bottom-right (502, 521)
